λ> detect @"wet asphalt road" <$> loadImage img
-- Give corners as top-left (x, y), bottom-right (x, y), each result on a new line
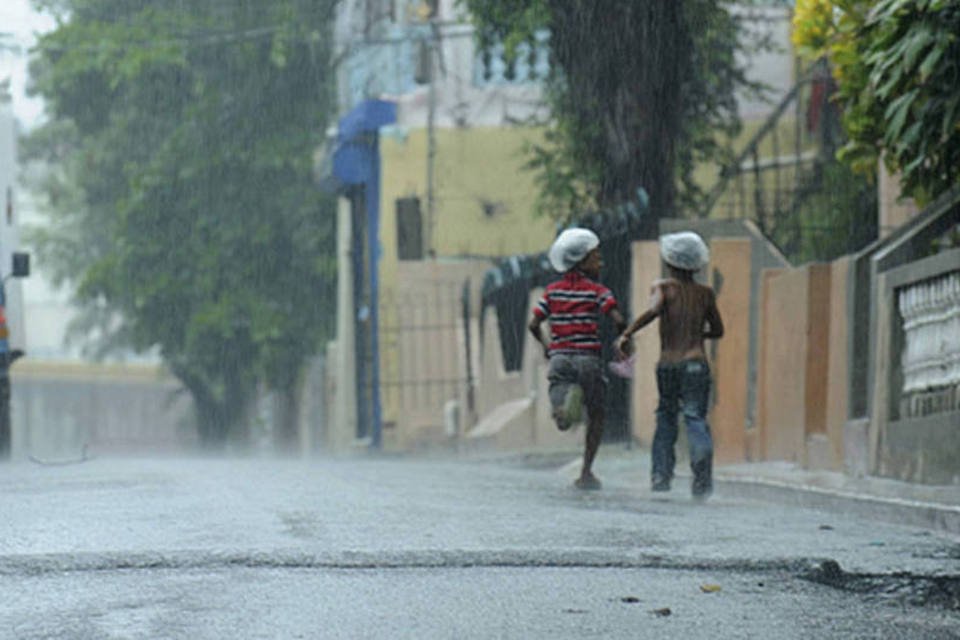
top-left (1, 452), bottom-right (958, 639)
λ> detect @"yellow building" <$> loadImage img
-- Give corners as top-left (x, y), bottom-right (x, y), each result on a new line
top-left (375, 125), bottom-right (556, 449)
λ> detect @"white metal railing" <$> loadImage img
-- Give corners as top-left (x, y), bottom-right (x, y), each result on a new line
top-left (898, 270), bottom-right (960, 417)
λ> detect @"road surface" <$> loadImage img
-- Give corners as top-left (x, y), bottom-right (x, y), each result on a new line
top-left (1, 452), bottom-right (958, 638)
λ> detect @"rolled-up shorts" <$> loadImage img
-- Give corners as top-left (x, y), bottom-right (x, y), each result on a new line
top-left (547, 352), bottom-right (606, 418)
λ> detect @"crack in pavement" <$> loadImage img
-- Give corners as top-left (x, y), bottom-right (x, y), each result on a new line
top-left (6, 549), bottom-right (958, 611)
top-left (0, 548), bottom-right (825, 576)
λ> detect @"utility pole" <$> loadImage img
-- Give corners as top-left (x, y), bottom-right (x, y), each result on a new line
top-left (426, 27), bottom-right (436, 258)
top-left (425, 16), bottom-right (442, 258)
top-left (414, 1), bottom-right (443, 258)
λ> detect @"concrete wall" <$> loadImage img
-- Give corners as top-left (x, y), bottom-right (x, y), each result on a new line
top-left (757, 267), bottom-right (806, 462)
top-left (628, 241), bottom-right (661, 448)
top-left (10, 362), bottom-right (195, 460)
top-left (709, 238), bottom-right (753, 464)
top-left (822, 256), bottom-right (852, 470)
top-left (756, 263), bottom-right (838, 466)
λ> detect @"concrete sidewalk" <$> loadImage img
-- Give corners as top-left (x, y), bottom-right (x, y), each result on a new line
top-left (481, 445), bottom-right (960, 537)
top-left (712, 459), bottom-right (960, 537)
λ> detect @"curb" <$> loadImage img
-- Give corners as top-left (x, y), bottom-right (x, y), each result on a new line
top-left (715, 476), bottom-right (960, 537)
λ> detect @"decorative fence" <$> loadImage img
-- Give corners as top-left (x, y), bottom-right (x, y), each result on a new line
top-left (877, 218), bottom-right (960, 484)
top-left (898, 270), bottom-right (960, 419)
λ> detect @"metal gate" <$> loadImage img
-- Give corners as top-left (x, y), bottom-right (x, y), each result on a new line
top-left (376, 266), bottom-right (485, 444)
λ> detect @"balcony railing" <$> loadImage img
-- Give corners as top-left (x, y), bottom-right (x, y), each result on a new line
top-left (898, 269), bottom-right (960, 419)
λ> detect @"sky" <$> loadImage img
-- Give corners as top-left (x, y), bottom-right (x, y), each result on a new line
top-left (0, 0), bottom-right (56, 129)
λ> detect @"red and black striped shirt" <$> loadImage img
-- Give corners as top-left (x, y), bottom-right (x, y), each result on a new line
top-left (533, 270), bottom-right (618, 355)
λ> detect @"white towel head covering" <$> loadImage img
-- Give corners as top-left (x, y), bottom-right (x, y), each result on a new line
top-left (659, 231), bottom-right (709, 272)
top-left (548, 228), bottom-right (600, 273)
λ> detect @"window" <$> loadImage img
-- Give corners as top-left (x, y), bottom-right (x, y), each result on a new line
top-left (396, 197), bottom-right (424, 260)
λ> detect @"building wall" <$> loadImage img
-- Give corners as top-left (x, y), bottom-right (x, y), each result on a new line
top-left (10, 362), bottom-right (195, 460)
top-left (476, 307), bottom-right (533, 421)
top-left (628, 241), bottom-right (661, 448)
top-left (755, 263), bottom-right (839, 465)
top-left (379, 126), bottom-right (554, 266)
top-left (823, 256), bottom-right (852, 470)
top-left (335, 0), bottom-right (546, 129)
top-left (0, 101), bottom-right (26, 353)
top-left (757, 266), bottom-right (806, 461)
top-left (709, 238), bottom-right (753, 464)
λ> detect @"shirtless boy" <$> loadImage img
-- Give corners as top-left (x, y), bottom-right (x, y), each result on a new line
top-left (529, 228), bottom-right (627, 490)
top-left (616, 231), bottom-right (724, 498)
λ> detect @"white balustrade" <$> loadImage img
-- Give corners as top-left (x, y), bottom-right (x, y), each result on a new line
top-left (898, 271), bottom-right (960, 398)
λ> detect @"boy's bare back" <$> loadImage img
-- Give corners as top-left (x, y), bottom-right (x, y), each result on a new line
top-left (656, 278), bottom-right (723, 363)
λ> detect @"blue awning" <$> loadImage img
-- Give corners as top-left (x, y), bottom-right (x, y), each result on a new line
top-left (337, 99), bottom-right (397, 142)
top-left (328, 99), bottom-right (397, 189)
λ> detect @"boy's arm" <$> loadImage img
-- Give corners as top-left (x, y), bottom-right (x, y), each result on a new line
top-left (599, 290), bottom-right (628, 351)
top-left (615, 282), bottom-right (664, 353)
top-left (528, 315), bottom-right (550, 359)
top-left (609, 307), bottom-right (627, 336)
top-left (703, 289), bottom-right (724, 339)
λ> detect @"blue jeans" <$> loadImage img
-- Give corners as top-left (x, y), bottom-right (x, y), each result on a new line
top-left (652, 359), bottom-right (713, 488)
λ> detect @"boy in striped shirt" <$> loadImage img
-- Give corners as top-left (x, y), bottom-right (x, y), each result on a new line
top-left (528, 229), bottom-right (627, 490)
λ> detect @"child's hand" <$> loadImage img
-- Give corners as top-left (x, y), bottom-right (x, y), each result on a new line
top-left (615, 334), bottom-right (633, 357)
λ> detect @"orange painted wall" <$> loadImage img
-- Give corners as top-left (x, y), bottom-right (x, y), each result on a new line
top-left (628, 241), bottom-right (662, 447)
top-left (804, 264), bottom-right (832, 438)
top-left (756, 262), bottom-right (844, 465)
top-left (824, 256), bottom-right (851, 469)
top-left (757, 267), bottom-right (808, 462)
top-left (708, 239), bottom-right (752, 464)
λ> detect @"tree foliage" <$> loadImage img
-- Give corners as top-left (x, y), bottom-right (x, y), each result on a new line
top-left (793, 0), bottom-right (960, 202)
top-left (24, 0), bottom-right (338, 447)
top-left (464, 0), bottom-right (766, 231)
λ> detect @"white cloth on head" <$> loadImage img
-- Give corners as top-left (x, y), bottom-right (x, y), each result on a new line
top-left (659, 231), bottom-right (709, 272)
top-left (548, 228), bottom-right (600, 273)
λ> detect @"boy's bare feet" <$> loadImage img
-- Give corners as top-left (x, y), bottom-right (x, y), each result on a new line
top-left (574, 473), bottom-right (602, 490)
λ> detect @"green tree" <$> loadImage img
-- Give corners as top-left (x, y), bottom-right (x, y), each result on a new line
top-left (464, 0), bottom-right (765, 231)
top-left (24, 0), bottom-right (338, 448)
top-left (793, 0), bottom-right (960, 202)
